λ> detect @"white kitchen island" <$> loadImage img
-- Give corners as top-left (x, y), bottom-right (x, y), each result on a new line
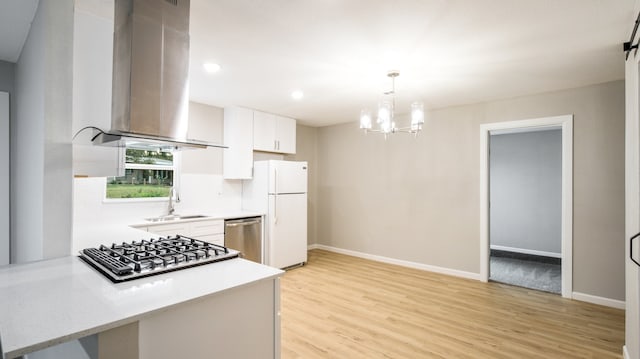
top-left (0, 233), bottom-right (283, 359)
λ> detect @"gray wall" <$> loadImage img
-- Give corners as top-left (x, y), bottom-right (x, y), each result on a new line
top-left (0, 61), bottom-right (14, 264)
top-left (12, 0), bottom-right (73, 263)
top-left (316, 80), bottom-right (625, 301)
top-left (0, 60), bottom-right (14, 93)
top-left (489, 130), bottom-right (562, 255)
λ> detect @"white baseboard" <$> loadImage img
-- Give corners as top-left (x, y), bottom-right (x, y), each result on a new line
top-left (312, 244), bottom-right (481, 281)
top-left (490, 244), bottom-right (561, 258)
top-left (307, 243), bottom-right (320, 250)
top-left (572, 291), bottom-right (625, 309)
top-left (623, 345), bottom-right (630, 359)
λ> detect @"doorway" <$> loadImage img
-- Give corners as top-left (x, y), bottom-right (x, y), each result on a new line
top-left (479, 115), bottom-right (573, 298)
top-left (488, 128), bottom-right (562, 293)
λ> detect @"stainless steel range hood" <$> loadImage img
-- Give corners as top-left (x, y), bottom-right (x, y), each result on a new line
top-left (94, 0), bottom-right (225, 151)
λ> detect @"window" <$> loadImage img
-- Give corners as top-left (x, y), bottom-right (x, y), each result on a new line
top-left (106, 149), bottom-right (176, 199)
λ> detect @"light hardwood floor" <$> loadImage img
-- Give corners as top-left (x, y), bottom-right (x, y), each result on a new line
top-left (280, 250), bottom-right (624, 358)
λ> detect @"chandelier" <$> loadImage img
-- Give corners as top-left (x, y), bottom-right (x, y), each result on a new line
top-left (359, 71), bottom-right (424, 137)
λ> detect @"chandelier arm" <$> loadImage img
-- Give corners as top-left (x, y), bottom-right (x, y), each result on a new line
top-left (359, 70), bottom-right (424, 137)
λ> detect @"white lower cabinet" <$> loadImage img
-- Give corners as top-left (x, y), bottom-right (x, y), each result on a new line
top-left (144, 223), bottom-right (188, 238)
top-left (145, 219), bottom-right (224, 246)
top-left (99, 277), bottom-right (281, 359)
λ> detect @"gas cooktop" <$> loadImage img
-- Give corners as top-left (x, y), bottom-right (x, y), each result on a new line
top-left (79, 235), bottom-right (240, 282)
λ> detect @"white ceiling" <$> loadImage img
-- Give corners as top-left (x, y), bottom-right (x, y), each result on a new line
top-left (189, 0), bottom-right (635, 127)
top-left (0, 0), bottom-right (635, 127)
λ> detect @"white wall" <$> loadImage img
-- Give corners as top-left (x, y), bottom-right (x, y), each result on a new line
top-left (12, 1), bottom-right (46, 262)
top-left (12, 0), bottom-right (74, 263)
top-left (489, 129), bottom-right (562, 255)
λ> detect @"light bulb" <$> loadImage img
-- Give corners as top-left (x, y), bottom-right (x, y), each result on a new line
top-left (360, 109), bottom-right (372, 130)
top-left (203, 62), bottom-right (221, 73)
top-left (378, 101), bottom-right (392, 125)
top-left (291, 90), bottom-right (304, 100)
top-left (411, 102), bottom-right (424, 131)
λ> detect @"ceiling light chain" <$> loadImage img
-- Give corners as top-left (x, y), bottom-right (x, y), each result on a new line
top-left (359, 71), bottom-right (424, 138)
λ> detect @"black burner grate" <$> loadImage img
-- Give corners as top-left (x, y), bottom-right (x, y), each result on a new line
top-left (80, 235), bottom-right (239, 282)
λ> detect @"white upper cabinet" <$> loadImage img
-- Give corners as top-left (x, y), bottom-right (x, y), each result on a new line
top-left (223, 107), bottom-right (254, 179)
top-left (253, 111), bottom-right (277, 152)
top-left (253, 111), bottom-right (296, 154)
top-left (72, 6), bottom-right (123, 177)
top-left (182, 102), bottom-right (224, 175)
top-left (223, 108), bottom-right (297, 178)
top-left (274, 115), bottom-right (296, 154)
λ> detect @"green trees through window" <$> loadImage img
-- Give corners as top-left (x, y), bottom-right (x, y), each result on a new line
top-left (106, 149), bottom-right (175, 199)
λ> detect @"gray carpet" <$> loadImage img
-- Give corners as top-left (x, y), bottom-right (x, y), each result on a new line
top-left (490, 254), bottom-right (561, 294)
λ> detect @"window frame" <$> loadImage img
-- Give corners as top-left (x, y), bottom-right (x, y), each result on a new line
top-left (103, 151), bottom-right (181, 202)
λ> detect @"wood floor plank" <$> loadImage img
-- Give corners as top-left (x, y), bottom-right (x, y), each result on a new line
top-left (280, 250), bottom-right (624, 358)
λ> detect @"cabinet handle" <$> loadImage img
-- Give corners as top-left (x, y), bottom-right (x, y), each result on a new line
top-left (226, 220), bottom-right (261, 227)
top-left (274, 140), bottom-right (277, 150)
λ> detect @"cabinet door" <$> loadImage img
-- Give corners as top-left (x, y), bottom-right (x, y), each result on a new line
top-left (253, 111), bottom-right (277, 152)
top-left (223, 107), bottom-right (254, 179)
top-left (138, 278), bottom-right (277, 359)
top-left (275, 115), bottom-right (296, 154)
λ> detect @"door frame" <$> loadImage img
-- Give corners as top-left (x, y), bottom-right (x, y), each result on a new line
top-left (479, 115), bottom-right (573, 298)
top-left (0, 91), bottom-right (8, 266)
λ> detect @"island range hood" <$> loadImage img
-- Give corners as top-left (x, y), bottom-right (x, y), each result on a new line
top-left (93, 0), bottom-right (225, 151)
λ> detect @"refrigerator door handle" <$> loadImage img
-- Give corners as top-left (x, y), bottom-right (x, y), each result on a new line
top-left (274, 168), bottom-right (278, 224)
top-left (274, 195), bottom-right (278, 225)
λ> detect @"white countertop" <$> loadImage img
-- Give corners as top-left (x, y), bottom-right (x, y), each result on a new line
top-left (73, 210), bottom-right (264, 253)
top-left (126, 210), bottom-right (264, 228)
top-left (0, 251), bottom-right (282, 358)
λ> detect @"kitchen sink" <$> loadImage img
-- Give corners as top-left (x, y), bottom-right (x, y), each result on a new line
top-left (145, 214), bottom-right (208, 222)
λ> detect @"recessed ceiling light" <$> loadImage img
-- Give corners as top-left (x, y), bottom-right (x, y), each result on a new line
top-left (203, 62), bottom-right (221, 73)
top-left (291, 90), bottom-right (304, 100)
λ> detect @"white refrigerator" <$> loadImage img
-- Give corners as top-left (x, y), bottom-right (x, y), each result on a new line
top-left (242, 160), bottom-right (308, 269)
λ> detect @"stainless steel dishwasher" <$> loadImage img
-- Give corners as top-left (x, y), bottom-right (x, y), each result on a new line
top-left (224, 217), bottom-right (263, 263)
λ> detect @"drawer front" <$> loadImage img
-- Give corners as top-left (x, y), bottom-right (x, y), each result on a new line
top-left (194, 233), bottom-right (224, 246)
top-left (147, 223), bottom-right (189, 237)
top-left (189, 219), bottom-right (224, 236)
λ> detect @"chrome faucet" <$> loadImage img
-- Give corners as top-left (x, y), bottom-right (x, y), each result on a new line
top-left (168, 187), bottom-right (180, 215)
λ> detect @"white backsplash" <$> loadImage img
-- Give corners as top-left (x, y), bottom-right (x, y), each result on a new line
top-left (72, 174), bottom-right (243, 252)
top-left (176, 174), bottom-right (242, 214)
